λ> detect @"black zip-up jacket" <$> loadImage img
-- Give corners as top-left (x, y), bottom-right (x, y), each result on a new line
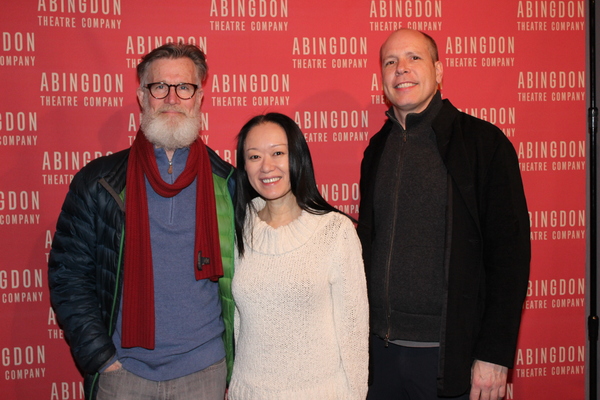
top-left (358, 96), bottom-right (530, 396)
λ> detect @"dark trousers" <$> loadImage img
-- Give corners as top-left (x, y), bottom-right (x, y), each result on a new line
top-left (367, 336), bottom-right (470, 400)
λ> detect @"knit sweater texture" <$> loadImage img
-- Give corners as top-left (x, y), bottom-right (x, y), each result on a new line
top-left (229, 198), bottom-right (369, 400)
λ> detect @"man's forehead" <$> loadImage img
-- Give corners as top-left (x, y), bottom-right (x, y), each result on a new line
top-left (147, 58), bottom-right (196, 77)
top-left (381, 41), bottom-right (428, 59)
top-left (149, 57), bottom-right (192, 69)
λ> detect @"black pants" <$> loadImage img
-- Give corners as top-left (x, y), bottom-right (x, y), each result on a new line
top-left (367, 336), bottom-right (470, 400)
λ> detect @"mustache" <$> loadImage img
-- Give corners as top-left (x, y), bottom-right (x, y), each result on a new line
top-left (155, 105), bottom-right (189, 114)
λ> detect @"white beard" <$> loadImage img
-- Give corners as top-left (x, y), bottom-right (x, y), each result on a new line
top-left (140, 104), bottom-right (201, 151)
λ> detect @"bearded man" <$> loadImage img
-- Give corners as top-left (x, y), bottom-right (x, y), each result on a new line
top-left (48, 43), bottom-right (235, 400)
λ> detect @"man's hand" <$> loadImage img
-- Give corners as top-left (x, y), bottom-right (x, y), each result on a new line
top-left (469, 360), bottom-right (508, 400)
top-left (104, 360), bottom-right (122, 373)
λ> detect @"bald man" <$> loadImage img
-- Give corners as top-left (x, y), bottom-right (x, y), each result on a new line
top-left (357, 29), bottom-right (530, 400)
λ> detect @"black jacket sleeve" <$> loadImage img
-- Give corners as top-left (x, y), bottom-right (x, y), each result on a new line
top-left (48, 160), bottom-right (121, 375)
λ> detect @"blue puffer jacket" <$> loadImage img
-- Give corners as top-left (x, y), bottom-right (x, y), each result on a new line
top-left (48, 146), bottom-right (236, 400)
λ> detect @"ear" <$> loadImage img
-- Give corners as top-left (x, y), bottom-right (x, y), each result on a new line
top-left (435, 60), bottom-right (443, 85)
top-left (136, 86), bottom-right (145, 107)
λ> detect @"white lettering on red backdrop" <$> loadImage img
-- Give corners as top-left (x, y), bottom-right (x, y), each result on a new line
top-left (0, 0), bottom-right (586, 398)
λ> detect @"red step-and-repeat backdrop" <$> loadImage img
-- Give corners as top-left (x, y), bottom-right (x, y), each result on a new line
top-left (0, 1), bottom-right (588, 399)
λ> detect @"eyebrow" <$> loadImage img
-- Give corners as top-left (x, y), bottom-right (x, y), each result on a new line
top-left (245, 143), bottom-right (288, 151)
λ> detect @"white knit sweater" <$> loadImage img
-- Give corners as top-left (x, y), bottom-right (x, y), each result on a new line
top-left (228, 199), bottom-right (369, 400)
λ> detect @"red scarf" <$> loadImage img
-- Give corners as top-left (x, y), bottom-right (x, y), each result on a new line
top-left (121, 131), bottom-right (223, 349)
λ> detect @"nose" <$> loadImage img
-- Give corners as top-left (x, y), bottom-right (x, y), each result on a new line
top-left (164, 87), bottom-right (181, 105)
top-left (260, 156), bottom-right (274, 173)
top-left (395, 60), bottom-right (408, 76)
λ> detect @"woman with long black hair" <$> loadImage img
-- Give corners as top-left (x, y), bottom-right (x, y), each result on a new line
top-left (228, 113), bottom-right (368, 400)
